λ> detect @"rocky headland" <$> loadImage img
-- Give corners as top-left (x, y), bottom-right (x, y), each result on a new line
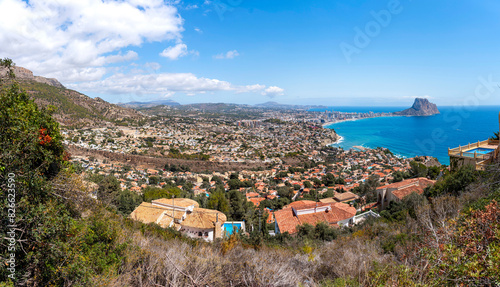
top-left (394, 98), bottom-right (440, 116)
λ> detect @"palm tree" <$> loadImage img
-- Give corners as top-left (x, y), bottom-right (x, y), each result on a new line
top-left (490, 131), bottom-right (499, 140)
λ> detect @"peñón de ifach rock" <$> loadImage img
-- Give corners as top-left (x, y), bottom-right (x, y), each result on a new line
top-left (394, 98), bottom-right (440, 116)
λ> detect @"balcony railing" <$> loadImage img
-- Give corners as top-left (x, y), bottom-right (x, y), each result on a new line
top-left (462, 152), bottom-right (492, 160)
top-left (448, 139), bottom-right (498, 159)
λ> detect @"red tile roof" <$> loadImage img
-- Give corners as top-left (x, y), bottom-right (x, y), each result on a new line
top-left (391, 185), bottom-right (424, 200)
top-left (273, 209), bottom-right (301, 234)
top-left (273, 200), bottom-right (356, 234)
top-left (378, 177), bottom-right (433, 190)
top-left (283, 200), bottom-right (330, 210)
top-left (248, 197), bottom-right (266, 206)
top-left (378, 177), bottom-right (436, 200)
top-left (246, 192), bottom-right (260, 198)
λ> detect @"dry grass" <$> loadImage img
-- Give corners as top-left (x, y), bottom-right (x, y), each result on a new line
top-left (107, 230), bottom-right (317, 287)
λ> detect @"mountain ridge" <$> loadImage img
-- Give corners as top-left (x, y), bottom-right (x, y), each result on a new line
top-left (254, 101), bottom-right (328, 110)
top-left (118, 99), bottom-right (181, 109)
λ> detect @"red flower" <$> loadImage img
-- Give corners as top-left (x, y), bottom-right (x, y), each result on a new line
top-left (39, 128), bottom-right (52, 145)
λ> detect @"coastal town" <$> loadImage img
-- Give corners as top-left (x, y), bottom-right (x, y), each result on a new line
top-left (3, 61), bottom-right (497, 286)
top-left (59, 104), bottom-right (441, 240)
top-left (62, 116), bottom-right (338, 164)
top-left (68, 143), bottom-right (415, 200)
top-left (3, 1), bottom-right (500, 284)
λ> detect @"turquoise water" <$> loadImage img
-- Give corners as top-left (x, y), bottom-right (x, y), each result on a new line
top-left (465, 148), bottom-right (495, 155)
top-left (462, 147), bottom-right (495, 158)
top-left (320, 106), bottom-right (500, 165)
top-left (223, 222), bottom-right (242, 235)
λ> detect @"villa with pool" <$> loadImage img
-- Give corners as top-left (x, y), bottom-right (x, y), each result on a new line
top-left (222, 221), bottom-right (246, 237)
top-left (129, 198), bottom-right (226, 242)
top-left (448, 112), bottom-right (500, 170)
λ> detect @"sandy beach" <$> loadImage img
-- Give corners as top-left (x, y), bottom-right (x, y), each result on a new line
top-left (322, 118), bottom-right (360, 128)
top-left (322, 114), bottom-right (401, 128)
top-left (321, 116), bottom-right (377, 128)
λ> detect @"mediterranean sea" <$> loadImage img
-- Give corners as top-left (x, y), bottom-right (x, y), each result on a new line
top-left (320, 106), bottom-right (500, 165)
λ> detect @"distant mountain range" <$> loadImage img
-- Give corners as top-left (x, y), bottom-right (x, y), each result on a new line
top-left (117, 99), bottom-right (181, 109)
top-left (254, 101), bottom-right (328, 110)
top-left (0, 66), bottom-right (143, 127)
top-left (119, 99), bottom-right (328, 110)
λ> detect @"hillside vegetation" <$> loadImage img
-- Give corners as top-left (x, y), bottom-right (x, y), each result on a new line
top-left (0, 65), bottom-right (143, 127)
top-left (1, 60), bottom-right (499, 286)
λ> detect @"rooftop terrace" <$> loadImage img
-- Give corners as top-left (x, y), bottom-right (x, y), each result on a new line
top-left (448, 139), bottom-right (499, 170)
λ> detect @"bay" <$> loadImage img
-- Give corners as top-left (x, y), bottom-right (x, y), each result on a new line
top-left (321, 106), bottom-right (500, 165)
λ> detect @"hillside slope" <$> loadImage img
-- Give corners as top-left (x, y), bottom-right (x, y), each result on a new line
top-left (0, 66), bottom-right (144, 127)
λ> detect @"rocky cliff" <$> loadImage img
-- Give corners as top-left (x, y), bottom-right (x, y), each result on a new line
top-left (0, 66), bottom-right (65, 88)
top-left (394, 98), bottom-right (439, 116)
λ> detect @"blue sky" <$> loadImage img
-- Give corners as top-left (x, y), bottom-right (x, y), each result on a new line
top-left (1, 0), bottom-right (500, 106)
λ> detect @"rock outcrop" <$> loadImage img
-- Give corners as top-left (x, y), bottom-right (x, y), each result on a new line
top-left (394, 98), bottom-right (439, 116)
top-left (1, 65), bottom-right (144, 126)
top-left (0, 66), bottom-right (65, 88)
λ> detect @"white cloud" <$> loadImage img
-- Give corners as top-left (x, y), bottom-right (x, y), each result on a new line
top-left (70, 72), bottom-right (231, 95)
top-left (145, 62), bottom-right (161, 71)
top-left (160, 43), bottom-right (199, 60)
top-left (106, 51), bottom-right (139, 64)
top-left (241, 84), bottom-right (266, 92)
top-left (161, 91), bottom-right (176, 98)
top-left (262, 86), bottom-right (285, 98)
top-left (194, 27), bottom-right (203, 33)
top-left (0, 0), bottom-right (183, 82)
top-left (214, 50), bottom-right (240, 59)
top-left (51, 67), bottom-right (108, 83)
top-left (160, 43), bottom-right (188, 60)
top-left (68, 72), bottom-right (284, 99)
top-left (225, 50), bottom-right (240, 59)
top-left (0, 0), bottom-right (285, 101)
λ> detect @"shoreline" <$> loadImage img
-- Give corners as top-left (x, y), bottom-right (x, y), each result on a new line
top-left (322, 114), bottom-right (404, 129)
top-left (322, 115), bottom-right (391, 128)
top-left (332, 135), bottom-right (344, 145)
top-left (322, 117), bottom-right (382, 144)
top-left (317, 109), bottom-right (461, 164)
top-left (322, 118), bottom-right (360, 128)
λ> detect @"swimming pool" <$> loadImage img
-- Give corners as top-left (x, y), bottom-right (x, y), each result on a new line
top-left (463, 147), bottom-right (495, 157)
top-left (223, 222), bottom-right (244, 235)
